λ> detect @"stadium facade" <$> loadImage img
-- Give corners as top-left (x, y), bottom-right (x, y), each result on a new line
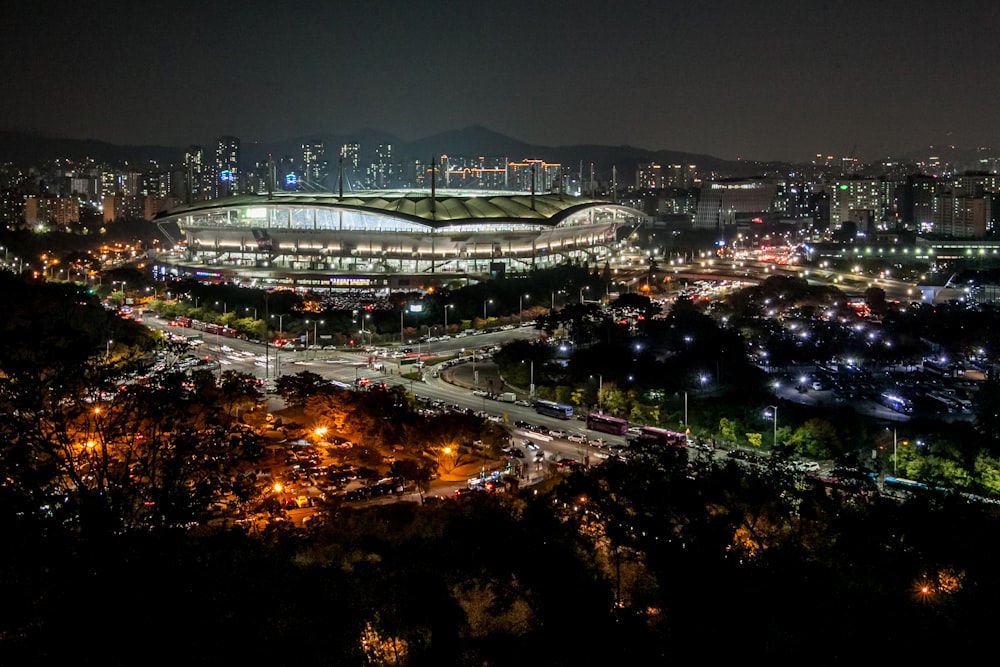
top-left (152, 190), bottom-right (645, 290)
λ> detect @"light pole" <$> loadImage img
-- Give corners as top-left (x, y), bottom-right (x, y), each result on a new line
top-left (215, 300), bottom-right (227, 314)
top-left (271, 313), bottom-right (288, 378)
top-left (684, 391), bottom-right (688, 430)
top-left (360, 313), bottom-right (371, 347)
top-left (767, 405), bottom-right (778, 449)
top-left (591, 374), bottom-right (603, 413)
top-left (270, 313), bottom-right (287, 337)
top-left (443, 303), bottom-right (453, 335)
top-left (246, 307), bottom-right (257, 320)
top-left (106, 339), bottom-right (113, 360)
top-left (483, 298), bottom-right (492, 326)
top-left (893, 428), bottom-right (898, 476)
top-left (400, 309), bottom-right (405, 345)
top-left (526, 359), bottom-right (535, 398)
top-left (305, 319), bottom-right (323, 357)
top-left (580, 286), bottom-right (589, 304)
top-left (519, 293), bottom-right (530, 326)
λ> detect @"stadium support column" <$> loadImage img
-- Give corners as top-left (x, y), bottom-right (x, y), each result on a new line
top-left (267, 154), bottom-right (275, 200)
top-left (530, 163), bottom-right (536, 211)
top-left (430, 157), bottom-right (436, 274)
top-left (264, 291), bottom-right (269, 379)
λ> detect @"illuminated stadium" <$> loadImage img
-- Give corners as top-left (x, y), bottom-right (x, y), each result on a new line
top-left (153, 190), bottom-right (645, 289)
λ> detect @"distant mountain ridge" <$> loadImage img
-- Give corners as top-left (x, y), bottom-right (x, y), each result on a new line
top-left (0, 125), bottom-right (746, 177)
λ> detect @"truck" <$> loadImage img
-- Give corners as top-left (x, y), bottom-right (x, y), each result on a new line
top-left (498, 392), bottom-right (516, 403)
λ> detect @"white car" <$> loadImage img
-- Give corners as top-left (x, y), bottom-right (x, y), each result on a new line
top-left (567, 433), bottom-right (587, 444)
top-left (548, 429), bottom-right (567, 439)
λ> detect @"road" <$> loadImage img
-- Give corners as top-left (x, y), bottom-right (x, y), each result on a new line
top-left (145, 317), bottom-right (621, 488)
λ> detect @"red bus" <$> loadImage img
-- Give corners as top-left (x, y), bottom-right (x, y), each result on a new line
top-left (586, 413), bottom-right (628, 435)
top-left (635, 426), bottom-right (687, 447)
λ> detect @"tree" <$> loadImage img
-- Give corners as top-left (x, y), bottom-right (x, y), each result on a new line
top-left (719, 417), bottom-right (737, 443)
top-left (275, 370), bottom-right (330, 407)
top-left (787, 418), bottom-right (841, 459)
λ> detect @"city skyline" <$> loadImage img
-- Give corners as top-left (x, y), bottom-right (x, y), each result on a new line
top-left (3, 1), bottom-right (1000, 163)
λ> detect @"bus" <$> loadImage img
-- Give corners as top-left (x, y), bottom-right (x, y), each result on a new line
top-left (586, 413), bottom-right (628, 435)
top-left (534, 400), bottom-right (573, 419)
top-left (880, 392), bottom-right (913, 414)
top-left (635, 426), bottom-right (687, 447)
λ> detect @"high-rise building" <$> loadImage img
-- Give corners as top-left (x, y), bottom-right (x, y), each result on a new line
top-left (902, 174), bottom-right (938, 229)
top-left (340, 143), bottom-right (360, 189)
top-left (692, 179), bottom-right (778, 230)
top-left (301, 141), bottom-right (326, 188)
top-left (368, 143), bottom-right (393, 189)
top-left (215, 135), bottom-right (241, 197)
top-left (184, 146), bottom-right (205, 202)
top-left (637, 163), bottom-right (662, 190)
top-left (933, 172), bottom-right (998, 237)
top-left (100, 170), bottom-right (123, 197)
top-left (830, 178), bottom-right (885, 231)
top-left (507, 159), bottom-right (561, 192)
top-left (665, 164), bottom-right (697, 189)
top-left (935, 194), bottom-right (991, 237)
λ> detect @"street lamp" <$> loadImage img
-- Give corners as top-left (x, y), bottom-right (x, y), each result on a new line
top-left (270, 313), bottom-right (288, 377)
top-left (580, 286), bottom-right (589, 304)
top-left (270, 313), bottom-right (288, 336)
top-left (483, 298), bottom-right (493, 324)
top-left (591, 374), bottom-right (603, 413)
top-left (246, 307), bottom-right (257, 320)
top-left (359, 313), bottom-right (371, 347)
top-left (305, 319), bottom-right (324, 357)
top-left (523, 359), bottom-right (535, 398)
top-left (892, 428), bottom-right (898, 476)
top-left (215, 300), bottom-right (227, 314)
top-left (106, 339), bottom-right (113, 360)
top-left (443, 303), bottom-right (453, 335)
top-left (519, 293), bottom-right (530, 326)
top-left (766, 405), bottom-right (778, 449)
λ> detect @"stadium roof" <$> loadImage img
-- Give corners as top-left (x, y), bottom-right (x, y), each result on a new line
top-left (157, 190), bottom-right (623, 227)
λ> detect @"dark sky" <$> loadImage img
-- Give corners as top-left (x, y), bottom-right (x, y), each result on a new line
top-left (3, 0), bottom-right (999, 162)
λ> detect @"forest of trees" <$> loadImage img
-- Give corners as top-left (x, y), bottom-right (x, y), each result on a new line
top-left (3, 271), bottom-right (1000, 664)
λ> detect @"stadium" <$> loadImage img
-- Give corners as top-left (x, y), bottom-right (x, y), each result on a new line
top-left (152, 190), bottom-right (646, 290)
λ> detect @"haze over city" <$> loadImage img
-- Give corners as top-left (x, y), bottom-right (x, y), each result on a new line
top-left (3, 0), bottom-right (1000, 162)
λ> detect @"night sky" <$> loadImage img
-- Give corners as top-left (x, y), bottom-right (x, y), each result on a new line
top-left (3, 0), bottom-right (999, 162)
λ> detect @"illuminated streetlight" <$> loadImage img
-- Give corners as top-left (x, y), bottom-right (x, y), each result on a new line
top-left (443, 303), bottom-right (453, 334)
top-left (766, 405), bottom-right (778, 448)
top-left (591, 374), bottom-right (603, 413)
